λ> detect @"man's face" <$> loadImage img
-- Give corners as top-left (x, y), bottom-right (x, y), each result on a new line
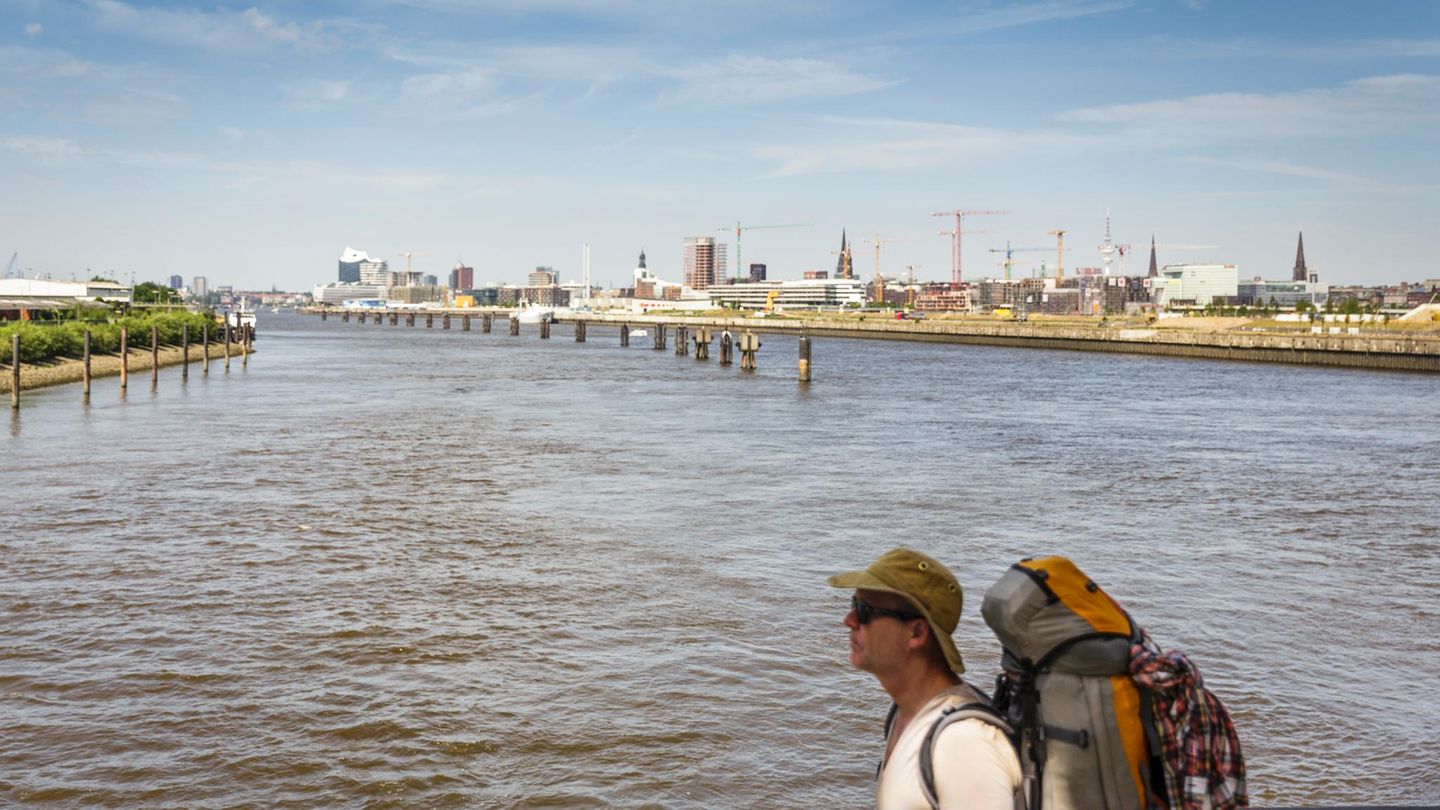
top-left (843, 589), bottom-right (922, 675)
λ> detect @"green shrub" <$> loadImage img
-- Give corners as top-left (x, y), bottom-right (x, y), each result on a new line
top-left (0, 310), bottom-right (217, 363)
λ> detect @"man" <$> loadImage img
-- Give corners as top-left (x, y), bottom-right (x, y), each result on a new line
top-left (828, 547), bottom-right (1022, 810)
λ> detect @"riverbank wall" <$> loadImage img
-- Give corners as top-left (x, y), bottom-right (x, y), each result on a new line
top-left (551, 313), bottom-right (1440, 373)
top-left (0, 342), bottom-right (249, 394)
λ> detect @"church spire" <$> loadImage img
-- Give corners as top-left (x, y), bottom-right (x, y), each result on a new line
top-left (1147, 235), bottom-right (1158, 278)
top-left (638, 247), bottom-right (647, 269)
top-left (1292, 231), bottom-right (1307, 282)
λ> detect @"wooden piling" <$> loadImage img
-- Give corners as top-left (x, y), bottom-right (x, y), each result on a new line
top-left (694, 327), bottom-right (711, 360)
top-left (427, 313), bottom-right (434, 328)
top-left (510, 315), bottom-right (520, 336)
top-left (321, 309), bottom-right (328, 321)
top-left (202, 325), bottom-right (209, 374)
top-left (358, 311), bottom-right (366, 324)
top-left (463, 315), bottom-right (471, 331)
top-left (224, 321), bottom-right (231, 371)
top-left (243, 324), bottom-right (251, 368)
top-left (342, 311), bottom-right (350, 323)
top-left (407, 313), bottom-right (415, 327)
top-left (720, 330), bottom-right (733, 366)
top-left (120, 326), bottom-right (129, 388)
top-left (182, 324), bottom-right (189, 382)
top-left (83, 330), bottom-right (92, 398)
top-left (575, 321), bottom-right (586, 342)
top-left (483, 314), bottom-right (493, 333)
top-left (798, 335), bottom-right (812, 382)
top-left (653, 324), bottom-right (666, 350)
top-left (675, 325), bottom-right (688, 355)
top-left (540, 317), bottom-right (551, 339)
top-left (151, 325), bottom-right (159, 387)
top-left (620, 323), bottom-right (630, 346)
top-left (391, 312), bottom-right (398, 326)
top-left (9, 335), bottom-right (17, 410)
top-left (443, 314), bottom-right (451, 330)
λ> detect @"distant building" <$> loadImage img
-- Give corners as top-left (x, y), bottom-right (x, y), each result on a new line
top-left (167, 274), bottom-right (183, 290)
top-left (528, 267), bottom-right (556, 287)
top-left (748, 263), bottom-right (767, 282)
top-left (449, 264), bottom-right (474, 290)
top-left (1238, 279), bottom-right (1328, 308)
top-left (705, 278), bottom-right (865, 309)
top-left (834, 230), bottom-right (854, 279)
top-left (422, 274), bottom-right (438, 287)
top-left (1293, 231), bottom-right (1309, 283)
top-left (683, 236), bottom-right (727, 290)
top-left (192, 276), bottom-right (208, 298)
top-left (1151, 264), bottom-right (1239, 306)
top-left (803, 270), bottom-right (829, 280)
top-left (339, 246), bottom-right (387, 284)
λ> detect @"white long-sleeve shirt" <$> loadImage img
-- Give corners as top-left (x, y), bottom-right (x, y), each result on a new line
top-left (876, 687), bottom-right (1022, 810)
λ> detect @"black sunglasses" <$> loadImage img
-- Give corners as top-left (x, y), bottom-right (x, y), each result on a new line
top-left (851, 595), bottom-right (922, 625)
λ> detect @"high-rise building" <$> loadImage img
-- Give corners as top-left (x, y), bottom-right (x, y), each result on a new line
top-left (683, 236), bottom-right (726, 290)
top-left (749, 263), bottom-right (767, 282)
top-left (528, 267), bottom-right (556, 287)
top-left (422, 274), bottom-right (438, 287)
top-left (449, 263), bottom-right (474, 290)
top-left (168, 274), bottom-right (183, 290)
top-left (339, 246), bottom-right (388, 284)
top-left (192, 276), bottom-right (208, 298)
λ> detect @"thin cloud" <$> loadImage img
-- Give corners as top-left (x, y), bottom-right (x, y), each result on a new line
top-left (1060, 73), bottom-right (1440, 139)
top-left (24, 22), bottom-right (42, 38)
top-left (753, 116), bottom-right (1090, 177)
top-left (83, 0), bottom-right (368, 53)
top-left (0, 135), bottom-right (83, 164)
top-left (663, 56), bottom-right (898, 104)
top-left (1184, 156), bottom-right (1373, 185)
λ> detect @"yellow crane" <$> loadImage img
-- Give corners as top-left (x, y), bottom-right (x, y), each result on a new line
top-left (863, 235), bottom-right (895, 306)
top-left (987, 242), bottom-right (1052, 280)
top-left (904, 264), bottom-right (920, 308)
top-left (1047, 230), bottom-right (1067, 281)
top-left (395, 251), bottom-right (430, 274)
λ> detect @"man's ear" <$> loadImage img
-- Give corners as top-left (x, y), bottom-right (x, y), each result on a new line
top-left (907, 619), bottom-right (930, 651)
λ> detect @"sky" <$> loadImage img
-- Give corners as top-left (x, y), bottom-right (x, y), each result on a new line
top-left (1, 0), bottom-right (1437, 290)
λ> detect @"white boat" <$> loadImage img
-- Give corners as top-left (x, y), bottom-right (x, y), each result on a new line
top-left (630, 329), bottom-right (649, 339)
top-left (226, 308), bottom-right (257, 328)
top-left (516, 306), bottom-right (570, 324)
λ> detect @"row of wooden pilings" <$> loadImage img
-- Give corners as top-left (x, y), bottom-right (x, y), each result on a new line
top-left (320, 309), bottom-right (814, 382)
top-left (7, 322), bottom-right (253, 409)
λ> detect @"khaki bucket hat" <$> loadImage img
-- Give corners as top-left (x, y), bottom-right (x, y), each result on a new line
top-left (827, 547), bottom-right (965, 673)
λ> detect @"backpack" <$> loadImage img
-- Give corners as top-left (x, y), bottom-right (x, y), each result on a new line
top-left (980, 556), bottom-right (1247, 810)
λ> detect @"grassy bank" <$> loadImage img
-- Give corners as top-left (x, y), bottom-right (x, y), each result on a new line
top-left (0, 341), bottom-right (249, 394)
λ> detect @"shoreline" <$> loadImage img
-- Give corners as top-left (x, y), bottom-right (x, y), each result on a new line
top-left (1, 342), bottom-right (251, 394)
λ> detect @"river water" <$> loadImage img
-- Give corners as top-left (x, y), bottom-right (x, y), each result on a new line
top-left (2, 311), bottom-right (1436, 807)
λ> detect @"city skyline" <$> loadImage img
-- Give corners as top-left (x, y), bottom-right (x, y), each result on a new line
top-left (2, 1), bottom-right (1437, 289)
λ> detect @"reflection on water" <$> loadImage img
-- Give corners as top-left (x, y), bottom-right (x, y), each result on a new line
top-left (2, 311), bottom-right (1437, 806)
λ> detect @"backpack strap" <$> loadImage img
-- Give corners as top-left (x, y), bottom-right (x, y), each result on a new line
top-left (919, 702), bottom-right (1019, 810)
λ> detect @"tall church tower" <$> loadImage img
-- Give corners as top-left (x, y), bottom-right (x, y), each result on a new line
top-left (1292, 232), bottom-right (1308, 282)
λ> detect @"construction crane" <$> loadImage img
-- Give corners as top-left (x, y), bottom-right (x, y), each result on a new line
top-left (904, 264), bottom-right (921, 308)
top-left (3, 252), bottom-right (16, 279)
top-left (1047, 229), bottom-right (1067, 281)
top-left (987, 242), bottom-right (1052, 280)
top-left (718, 222), bottom-right (810, 282)
top-left (863, 235), bottom-right (895, 306)
top-left (395, 251), bottom-right (430, 274)
top-left (932, 209), bottom-right (1007, 286)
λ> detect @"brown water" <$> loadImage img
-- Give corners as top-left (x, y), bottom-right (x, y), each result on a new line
top-left (3, 311), bottom-right (1437, 806)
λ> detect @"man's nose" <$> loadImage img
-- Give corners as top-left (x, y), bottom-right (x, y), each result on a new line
top-left (843, 610), bottom-right (859, 630)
